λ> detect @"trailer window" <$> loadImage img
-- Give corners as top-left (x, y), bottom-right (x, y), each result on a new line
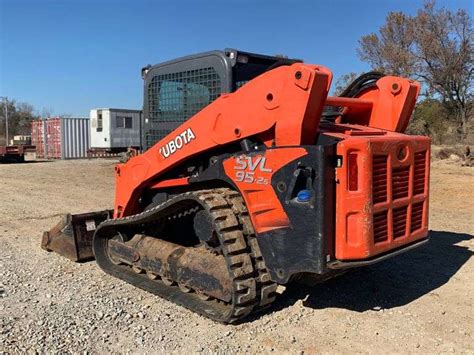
top-left (116, 116), bottom-right (133, 129)
top-left (97, 113), bottom-right (103, 132)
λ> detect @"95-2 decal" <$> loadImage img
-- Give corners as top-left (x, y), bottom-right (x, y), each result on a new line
top-left (234, 155), bottom-right (272, 185)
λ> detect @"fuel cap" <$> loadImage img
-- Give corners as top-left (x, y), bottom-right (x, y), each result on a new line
top-left (296, 189), bottom-right (312, 202)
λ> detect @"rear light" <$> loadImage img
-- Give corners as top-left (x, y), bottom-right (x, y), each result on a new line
top-left (348, 153), bottom-right (358, 191)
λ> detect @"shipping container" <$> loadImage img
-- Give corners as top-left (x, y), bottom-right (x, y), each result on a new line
top-left (31, 120), bottom-right (46, 158)
top-left (31, 117), bottom-right (90, 159)
top-left (90, 108), bottom-right (142, 151)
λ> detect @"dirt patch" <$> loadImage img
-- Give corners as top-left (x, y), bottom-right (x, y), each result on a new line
top-left (0, 158), bottom-right (473, 353)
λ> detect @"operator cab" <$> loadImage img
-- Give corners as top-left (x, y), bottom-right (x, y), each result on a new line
top-left (141, 49), bottom-right (301, 150)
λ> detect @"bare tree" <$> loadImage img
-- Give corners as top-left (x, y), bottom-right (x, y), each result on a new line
top-left (358, 12), bottom-right (417, 77)
top-left (0, 100), bottom-right (40, 138)
top-left (357, 1), bottom-right (473, 140)
top-left (334, 72), bottom-right (359, 96)
top-left (41, 107), bottom-right (54, 119)
top-left (414, 2), bottom-right (473, 139)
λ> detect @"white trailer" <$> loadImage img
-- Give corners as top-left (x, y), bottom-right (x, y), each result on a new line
top-left (90, 108), bottom-right (142, 152)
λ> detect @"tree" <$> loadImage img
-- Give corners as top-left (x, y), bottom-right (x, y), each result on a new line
top-left (0, 99), bottom-right (40, 143)
top-left (407, 98), bottom-right (449, 144)
top-left (333, 72), bottom-right (359, 96)
top-left (41, 107), bottom-right (54, 119)
top-left (358, 1), bottom-right (473, 140)
top-left (358, 12), bottom-right (417, 77)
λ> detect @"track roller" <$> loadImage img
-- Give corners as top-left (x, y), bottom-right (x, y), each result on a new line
top-left (93, 188), bottom-right (277, 323)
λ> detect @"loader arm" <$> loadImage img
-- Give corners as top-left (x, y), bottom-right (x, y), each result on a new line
top-left (114, 63), bottom-right (333, 217)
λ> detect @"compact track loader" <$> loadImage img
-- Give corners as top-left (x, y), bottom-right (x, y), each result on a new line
top-left (42, 49), bottom-right (430, 323)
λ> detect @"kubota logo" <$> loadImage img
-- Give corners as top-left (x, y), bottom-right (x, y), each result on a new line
top-left (159, 128), bottom-right (196, 158)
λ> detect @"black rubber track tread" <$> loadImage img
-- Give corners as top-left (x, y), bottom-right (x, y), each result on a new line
top-left (217, 189), bottom-right (278, 309)
top-left (93, 188), bottom-right (262, 323)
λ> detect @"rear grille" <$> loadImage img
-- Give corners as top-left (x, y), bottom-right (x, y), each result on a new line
top-left (414, 152), bottom-right (426, 195)
top-left (411, 202), bottom-right (424, 232)
top-left (371, 149), bottom-right (427, 245)
top-left (373, 211), bottom-right (388, 243)
top-left (393, 206), bottom-right (408, 239)
top-left (372, 155), bottom-right (388, 204)
top-left (392, 166), bottom-right (410, 200)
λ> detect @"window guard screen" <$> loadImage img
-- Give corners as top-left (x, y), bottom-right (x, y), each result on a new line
top-left (145, 129), bottom-right (172, 149)
top-left (147, 67), bottom-right (221, 124)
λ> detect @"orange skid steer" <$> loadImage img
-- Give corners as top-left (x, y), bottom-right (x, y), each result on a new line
top-left (42, 49), bottom-right (430, 323)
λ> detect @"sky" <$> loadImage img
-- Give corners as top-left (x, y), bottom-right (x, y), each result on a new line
top-left (0, 0), bottom-right (472, 117)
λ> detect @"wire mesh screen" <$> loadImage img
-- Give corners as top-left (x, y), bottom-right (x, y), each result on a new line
top-left (235, 80), bottom-right (248, 89)
top-left (145, 129), bottom-right (171, 149)
top-left (147, 67), bottom-right (221, 124)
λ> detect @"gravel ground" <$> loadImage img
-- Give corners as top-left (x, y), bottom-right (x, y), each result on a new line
top-left (0, 158), bottom-right (473, 353)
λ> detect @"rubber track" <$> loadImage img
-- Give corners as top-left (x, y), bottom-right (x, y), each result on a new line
top-left (93, 188), bottom-right (274, 323)
top-left (216, 189), bottom-right (277, 308)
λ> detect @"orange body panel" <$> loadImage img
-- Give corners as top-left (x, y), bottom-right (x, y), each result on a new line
top-left (337, 76), bottom-right (420, 132)
top-left (223, 148), bottom-right (307, 233)
top-left (323, 125), bottom-right (430, 260)
top-left (114, 63), bottom-right (332, 217)
top-left (150, 177), bottom-right (189, 189)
